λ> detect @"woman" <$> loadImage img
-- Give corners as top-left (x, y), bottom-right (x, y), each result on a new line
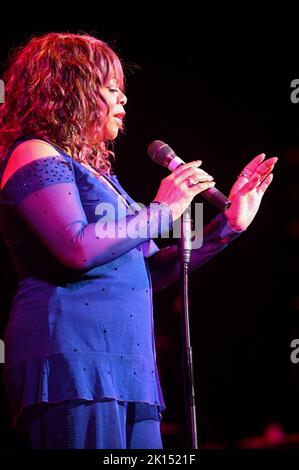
top-left (0, 32), bottom-right (277, 449)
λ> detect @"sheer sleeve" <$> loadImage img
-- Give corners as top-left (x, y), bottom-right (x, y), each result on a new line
top-left (147, 211), bottom-right (243, 291)
top-left (141, 239), bottom-right (160, 258)
top-left (0, 155), bottom-right (173, 271)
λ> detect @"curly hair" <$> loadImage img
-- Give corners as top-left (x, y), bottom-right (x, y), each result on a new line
top-left (0, 32), bottom-right (126, 175)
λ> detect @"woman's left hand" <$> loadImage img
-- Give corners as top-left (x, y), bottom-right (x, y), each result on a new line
top-left (224, 153), bottom-right (278, 231)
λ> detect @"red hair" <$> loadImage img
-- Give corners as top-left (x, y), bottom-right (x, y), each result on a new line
top-left (0, 32), bottom-right (125, 174)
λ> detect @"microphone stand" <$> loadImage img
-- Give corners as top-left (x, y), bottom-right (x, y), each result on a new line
top-left (178, 205), bottom-right (198, 449)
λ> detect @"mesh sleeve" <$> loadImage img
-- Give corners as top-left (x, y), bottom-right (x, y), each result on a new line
top-left (141, 239), bottom-right (160, 258)
top-left (0, 155), bottom-right (75, 204)
top-left (147, 211), bottom-right (243, 291)
top-left (0, 156), bottom-right (172, 270)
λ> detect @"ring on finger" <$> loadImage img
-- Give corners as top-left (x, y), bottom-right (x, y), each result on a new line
top-left (187, 177), bottom-right (195, 188)
top-left (187, 176), bottom-right (201, 187)
top-left (238, 172), bottom-right (250, 179)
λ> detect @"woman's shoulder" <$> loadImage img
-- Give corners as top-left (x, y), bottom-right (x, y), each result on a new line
top-left (0, 138), bottom-right (66, 191)
top-left (8, 138), bottom-right (62, 163)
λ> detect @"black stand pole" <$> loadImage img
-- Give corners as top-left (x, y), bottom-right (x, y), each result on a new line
top-left (178, 205), bottom-right (198, 449)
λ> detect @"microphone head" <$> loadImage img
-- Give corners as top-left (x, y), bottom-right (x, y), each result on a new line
top-left (147, 140), bottom-right (176, 168)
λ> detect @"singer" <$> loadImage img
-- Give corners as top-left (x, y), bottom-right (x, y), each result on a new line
top-left (0, 32), bottom-right (277, 449)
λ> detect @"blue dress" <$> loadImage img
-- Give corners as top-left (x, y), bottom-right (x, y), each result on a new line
top-left (0, 137), bottom-right (173, 426)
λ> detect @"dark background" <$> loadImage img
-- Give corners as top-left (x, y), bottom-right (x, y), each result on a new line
top-left (0, 4), bottom-right (298, 449)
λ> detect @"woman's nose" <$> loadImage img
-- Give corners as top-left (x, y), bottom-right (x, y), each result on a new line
top-left (119, 90), bottom-right (127, 106)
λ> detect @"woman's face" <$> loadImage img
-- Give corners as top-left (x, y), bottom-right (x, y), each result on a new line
top-left (89, 77), bottom-right (127, 143)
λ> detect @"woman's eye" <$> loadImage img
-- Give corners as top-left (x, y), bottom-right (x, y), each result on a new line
top-left (108, 88), bottom-right (119, 93)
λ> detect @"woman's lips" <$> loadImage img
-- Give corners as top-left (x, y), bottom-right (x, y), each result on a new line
top-left (114, 113), bottom-right (125, 125)
top-left (114, 113), bottom-right (125, 119)
top-left (114, 116), bottom-right (123, 125)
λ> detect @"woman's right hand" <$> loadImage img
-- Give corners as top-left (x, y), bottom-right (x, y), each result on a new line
top-left (153, 160), bottom-right (216, 221)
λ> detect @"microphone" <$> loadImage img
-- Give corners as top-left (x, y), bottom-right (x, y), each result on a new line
top-left (147, 140), bottom-right (231, 211)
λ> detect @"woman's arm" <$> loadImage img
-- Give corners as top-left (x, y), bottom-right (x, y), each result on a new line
top-left (1, 154), bottom-right (173, 271)
top-left (147, 211), bottom-right (242, 291)
top-left (147, 151), bottom-right (279, 292)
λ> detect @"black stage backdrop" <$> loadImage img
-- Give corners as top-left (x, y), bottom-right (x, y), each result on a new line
top-left (0, 5), bottom-right (298, 450)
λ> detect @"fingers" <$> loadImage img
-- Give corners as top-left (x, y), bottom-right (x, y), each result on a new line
top-left (240, 157), bottom-right (277, 197)
top-left (258, 173), bottom-right (273, 193)
top-left (252, 157), bottom-right (278, 181)
top-left (189, 180), bottom-right (216, 195)
top-left (243, 174), bottom-right (261, 191)
top-left (240, 153), bottom-right (266, 178)
top-left (172, 160), bottom-right (202, 178)
top-left (242, 170), bottom-right (274, 193)
top-left (235, 155), bottom-right (278, 194)
top-left (173, 164), bottom-right (214, 185)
